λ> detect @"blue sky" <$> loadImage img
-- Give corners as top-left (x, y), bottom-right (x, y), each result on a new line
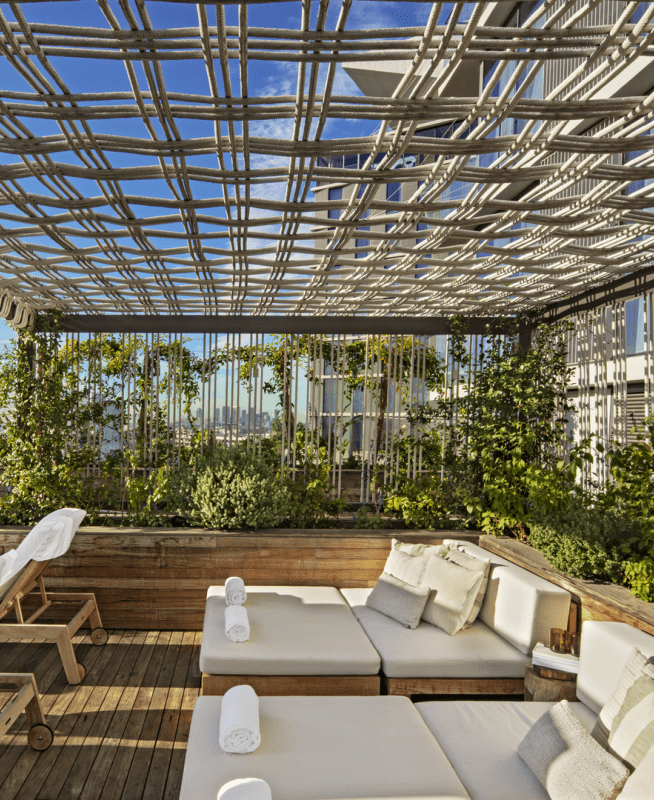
top-left (0, 0), bottom-right (439, 321)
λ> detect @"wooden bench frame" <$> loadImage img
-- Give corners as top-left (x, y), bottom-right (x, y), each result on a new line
top-left (383, 675), bottom-right (524, 697)
top-left (201, 672), bottom-right (380, 696)
top-left (0, 673), bottom-right (53, 750)
top-left (0, 559), bottom-right (107, 685)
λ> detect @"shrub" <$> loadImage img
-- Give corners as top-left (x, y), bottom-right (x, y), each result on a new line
top-left (284, 459), bottom-right (347, 528)
top-left (170, 446), bottom-right (290, 530)
top-left (355, 506), bottom-right (386, 529)
top-left (623, 556), bottom-right (654, 603)
top-left (528, 500), bottom-right (644, 582)
top-left (385, 474), bottom-right (471, 531)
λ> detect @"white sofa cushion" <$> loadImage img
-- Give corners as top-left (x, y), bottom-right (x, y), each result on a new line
top-left (417, 700), bottom-right (598, 800)
top-left (199, 586), bottom-right (380, 675)
top-left (518, 700), bottom-right (629, 800)
top-left (444, 541), bottom-right (571, 655)
top-left (577, 621), bottom-right (654, 715)
top-left (618, 741), bottom-right (654, 799)
top-left (420, 554), bottom-right (486, 635)
top-left (341, 588), bottom-right (530, 678)
top-left (591, 646), bottom-right (654, 769)
top-left (180, 696), bottom-right (472, 800)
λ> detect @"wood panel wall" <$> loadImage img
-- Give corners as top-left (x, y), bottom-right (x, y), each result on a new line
top-left (0, 527), bottom-right (478, 630)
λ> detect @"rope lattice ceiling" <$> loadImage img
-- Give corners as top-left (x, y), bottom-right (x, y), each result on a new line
top-left (1, 0), bottom-right (654, 327)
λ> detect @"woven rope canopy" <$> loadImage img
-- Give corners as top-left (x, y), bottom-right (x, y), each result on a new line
top-left (1, 0), bottom-right (654, 328)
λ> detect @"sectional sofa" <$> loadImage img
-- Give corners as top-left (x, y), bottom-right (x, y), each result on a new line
top-left (200, 539), bottom-right (572, 697)
top-left (343, 539), bottom-right (572, 696)
top-left (181, 620), bottom-right (654, 800)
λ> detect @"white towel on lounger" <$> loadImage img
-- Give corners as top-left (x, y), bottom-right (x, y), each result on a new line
top-left (225, 576), bottom-right (247, 606)
top-left (219, 685), bottom-right (261, 753)
top-left (0, 508), bottom-right (86, 597)
top-left (217, 778), bottom-right (271, 800)
top-left (225, 605), bottom-right (250, 643)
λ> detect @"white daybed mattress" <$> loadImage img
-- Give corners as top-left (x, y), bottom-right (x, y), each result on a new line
top-left (179, 695), bottom-right (472, 800)
top-left (199, 586), bottom-right (381, 675)
top-left (416, 700), bottom-right (597, 800)
top-left (341, 588), bottom-right (529, 678)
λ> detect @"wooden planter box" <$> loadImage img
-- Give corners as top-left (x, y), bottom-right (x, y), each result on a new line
top-left (3, 527), bottom-right (650, 635)
top-left (0, 527), bottom-right (478, 630)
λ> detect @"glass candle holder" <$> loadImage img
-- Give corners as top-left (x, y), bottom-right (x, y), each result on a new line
top-left (550, 627), bottom-right (566, 653)
top-left (568, 633), bottom-right (580, 657)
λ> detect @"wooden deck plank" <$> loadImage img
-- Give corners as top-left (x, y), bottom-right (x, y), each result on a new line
top-left (31, 630), bottom-right (134, 800)
top-left (162, 632), bottom-right (201, 800)
top-left (3, 635), bottom-right (110, 800)
top-left (118, 632), bottom-right (185, 800)
top-left (0, 630), bottom-right (207, 800)
top-left (76, 631), bottom-right (159, 800)
top-left (0, 636), bottom-right (92, 791)
top-left (55, 631), bottom-right (143, 800)
top-left (97, 631), bottom-right (173, 800)
top-left (140, 631), bottom-right (196, 800)
top-left (0, 635), bottom-right (87, 777)
top-left (24, 631), bottom-right (130, 800)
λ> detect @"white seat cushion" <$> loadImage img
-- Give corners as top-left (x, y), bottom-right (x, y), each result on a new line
top-left (444, 541), bottom-right (571, 655)
top-left (180, 695), bottom-right (472, 800)
top-left (199, 586), bottom-right (380, 675)
top-left (577, 621), bottom-right (654, 715)
top-left (416, 700), bottom-right (598, 800)
top-left (341, 588), bottom-right (530, 678)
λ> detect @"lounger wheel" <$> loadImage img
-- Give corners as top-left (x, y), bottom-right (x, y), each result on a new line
top-left (28, 724), bottom-right (53, 751)
top-left (90, 628), bottom-right (108, 646)
top-left (76, 663), bottom-right (86, 682)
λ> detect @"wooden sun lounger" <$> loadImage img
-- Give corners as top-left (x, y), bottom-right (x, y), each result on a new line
top-left (0, 558), bottom-right (107, 685)
top-left (0, 673), bottom-right (53, 750)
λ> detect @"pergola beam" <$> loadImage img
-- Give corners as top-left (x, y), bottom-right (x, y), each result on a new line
top-left (539, 263), bottom-right (654, 322)
top-left (57, 314), bottom-right (520, 336)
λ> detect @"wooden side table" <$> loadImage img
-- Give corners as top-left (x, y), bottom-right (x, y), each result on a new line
top-left (524, 664), bottom-right (577, 702)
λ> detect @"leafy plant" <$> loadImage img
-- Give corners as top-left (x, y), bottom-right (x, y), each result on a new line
top-left (169, 445), bottom-right (290, 529)
top-left (123, 468), bottom-right (173, 527)
top-left (441, 318), bottom-right (574, 537)
top-left (284, 455), bottom-right (348, 528)
top-left (623, 556), bottom-right (654, 602)
top-left (354, 505), bottom-right (386, 529)
top-left (0, 316), bottom-right (116, 523)
top-left (528, 499), bottom-right (645, 582)
top-left (601, 419), bottom-right (654, 524)
top-left (385, 474), bottom-right (471, 531)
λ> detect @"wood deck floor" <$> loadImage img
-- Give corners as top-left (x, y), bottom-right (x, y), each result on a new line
top-left (0, 630), bottom-right (201, 800)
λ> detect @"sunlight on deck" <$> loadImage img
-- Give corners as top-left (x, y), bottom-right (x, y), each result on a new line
top-left (0, 630), bottom-right (201, 800)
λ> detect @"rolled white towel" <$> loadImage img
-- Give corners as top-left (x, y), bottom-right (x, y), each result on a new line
top-left (217, 778), bottom-right (271, 800)
top-left (219, 685), bottom-right (261, 753)
top-left (225, 576), bottom-right (247, 606)
top-left (225, 605), bottom-right (250, 643)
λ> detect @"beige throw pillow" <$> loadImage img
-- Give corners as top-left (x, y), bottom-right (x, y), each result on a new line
top-left (444, 549), bottom-right (491, 629)
top-left (365, 573), bottom-right (430, 629)
top-left (389, 538), bottom-right (429, 557)
top-left (388, 538), bottom-right (449, 558)
top-left (419, 554), bottom-right (485, 635)
top-left (518, 700), bottom-right (629, 800)
top-left (592, 647), bottom-right (654, 770)
top-left (383, 547), bottom-right (429, 587)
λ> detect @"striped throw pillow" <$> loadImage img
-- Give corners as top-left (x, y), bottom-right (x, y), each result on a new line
top-left (383, 548), bottom-right (429, 587)
top-left (592, 646), bottom-right (654, 770)
top-left (444, 548), bottom-right (491, 629)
